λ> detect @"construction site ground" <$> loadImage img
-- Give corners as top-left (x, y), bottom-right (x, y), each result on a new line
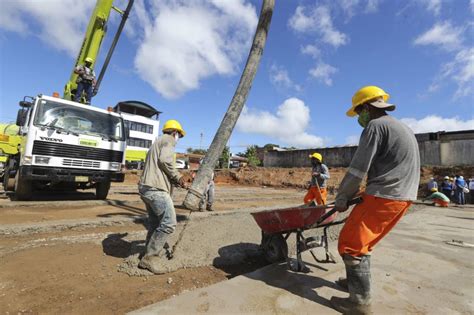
top-left (1, 168), bottom-right (473, 314)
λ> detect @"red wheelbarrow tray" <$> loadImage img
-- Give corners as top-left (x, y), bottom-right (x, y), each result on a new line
top-left (251, 204), bottom-right (337, 234)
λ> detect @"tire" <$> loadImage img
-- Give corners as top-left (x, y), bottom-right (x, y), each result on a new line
top-left (96, 181), bottom-right (111, 200)
top-left (262, 233), bottom-right (288, 263)
top-left (14, 171), bottom-right (33, 201)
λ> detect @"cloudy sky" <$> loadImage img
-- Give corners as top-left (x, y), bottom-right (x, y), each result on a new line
top-left (0, 0), bottom-right (473, 153)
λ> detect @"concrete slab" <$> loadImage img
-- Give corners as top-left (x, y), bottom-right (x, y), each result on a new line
top-left (130, 205), bottom-right (474, 314)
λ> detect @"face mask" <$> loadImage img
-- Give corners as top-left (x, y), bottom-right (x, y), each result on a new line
top-left (357, 109), bottom-right (370, 128)
top-left (174, 133), bottom-right (180, 142)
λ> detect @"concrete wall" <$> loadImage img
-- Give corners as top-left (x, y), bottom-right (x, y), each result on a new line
top-left (264, 146), bottom-right (358, 168)
top-left (264, 130), bottom-right (474, 168)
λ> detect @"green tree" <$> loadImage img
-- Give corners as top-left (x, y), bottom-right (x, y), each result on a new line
top-left (218, 146), bottom-right (230, 168)
top-left (245, 145), bottom-right (261, 166)
top-left (263, 143), bottom-right (279, 151)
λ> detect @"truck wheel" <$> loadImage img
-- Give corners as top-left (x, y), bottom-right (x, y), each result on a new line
top-left (14, 172), bottom-right (33, 201)
top-left (3, 165), bottom-right (15, 191)
top-left (261, 233), bottom-right (288, 263)
top-left (96, 181), bottom-right (111, 200)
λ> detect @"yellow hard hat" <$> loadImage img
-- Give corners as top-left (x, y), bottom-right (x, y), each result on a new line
top-left (431, 188), bottom-right (438, 192)
top-left (309, 152), bottom-right (322, 162)
top-left (346, 86), bottom-right (390, 117)
top-left (85, 57), bottom-right (93, 63)
top-left (162, 119), bottom-right (185, 137)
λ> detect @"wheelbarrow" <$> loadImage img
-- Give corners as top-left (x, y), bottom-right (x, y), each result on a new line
top-left (250, 197), bottom-right (362, 272)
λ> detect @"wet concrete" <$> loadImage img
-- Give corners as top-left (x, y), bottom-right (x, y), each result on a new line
top-left (130, 205), bottom-right (474, 314)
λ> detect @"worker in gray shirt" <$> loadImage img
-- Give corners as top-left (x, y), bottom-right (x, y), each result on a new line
top-left (138, 119), bottom-right (188, 274)
top-left (330, 86), bottom-right (420, 314)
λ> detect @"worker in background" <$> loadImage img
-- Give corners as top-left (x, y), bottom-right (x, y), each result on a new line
top-left (304, 153), bottom-right (330, 205)
top-left (454, 175), bottom-right (467, 205)
top-left (468, 177), bottom-right (474, 204)
top-left (441, 176), bottom-right (453, 201)
top-left (74, 57), bottom-right (96, 104)
top-left (199, 171), bottom-right (215, 211)
top-left (138, 120), bottom-right (188, 274)
top-left (423, 188), bottom-right (450, 207)
top-left (427, 177), bottom-right (438, 195)
top-left (330, 86), bottom-right (420, 314)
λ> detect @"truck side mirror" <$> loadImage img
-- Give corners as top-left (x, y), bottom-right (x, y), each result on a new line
top-left (124, 125), bottom-right (130, 140)
top-left (16, 108), bottom-right (28, 126)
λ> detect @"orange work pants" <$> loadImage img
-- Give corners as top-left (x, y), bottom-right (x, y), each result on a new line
top-left (304, 186), bottom-right (327, 205)
top-left (338, 194), bottom-right (412, 257)
top-left (434, 199), bottom-right (449, 207)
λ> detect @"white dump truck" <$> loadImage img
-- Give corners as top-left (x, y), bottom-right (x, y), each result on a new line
top-left (3, 94), bottom-right (127, 200)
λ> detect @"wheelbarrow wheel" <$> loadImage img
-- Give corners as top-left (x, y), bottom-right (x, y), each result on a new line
top-left (262, 233), bottom-right (288, 263)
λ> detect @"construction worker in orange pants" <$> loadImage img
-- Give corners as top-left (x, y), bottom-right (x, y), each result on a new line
top-left (331, 86), bottom-right (420, 314)
top-left (304, 153), bottom-right (330, 205)
top-left (423, 188), bottom-right (450, 207)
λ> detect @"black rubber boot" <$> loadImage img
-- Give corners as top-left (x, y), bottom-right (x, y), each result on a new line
top-left (335, 277), bottom-right (348, 292)
top-left (330, 255), bottom-right (372, 314)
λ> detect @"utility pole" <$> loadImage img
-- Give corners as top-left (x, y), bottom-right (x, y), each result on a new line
top-left (199, 132), bottom-right (203, 150)
top-left (183, 0), bottom-right (275, 210)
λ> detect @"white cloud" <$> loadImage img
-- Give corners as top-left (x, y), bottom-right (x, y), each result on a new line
top-left (414, 20), bottom-right (473, 99)
top-left (269, 64), bottom-right (301, 92)
top-left (309, 62), bottom-right (338, 86)
top-left (365, 0), bottom-right (380, 13)
top-left (301, 44), bottom-right (321, 58)
top-left (401, 116), bottom-right (474, 134)
top-left (289, 5), bottom-right (348, 48)
top-left (0, 0), bottom-right (96, 56)
top-left (420, 0), bottom-right (442, 16)
top-left (132, 0), bottom-right (257, 99)
top-left (414, 21), bottom-right (463, 51)
top-left (345, 135), bottom-right (360, 145)
top-left (236, 98), bottom-right (325, 148)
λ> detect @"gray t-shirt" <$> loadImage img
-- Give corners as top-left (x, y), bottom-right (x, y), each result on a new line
top-left (139, 134), bottom-right (181, 193)
top-left (336, 115), bottom-right (420, 207)
top-left (311, 163), bottom-right (330, 188)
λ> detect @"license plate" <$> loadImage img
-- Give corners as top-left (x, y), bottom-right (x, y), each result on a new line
top-left (75, 176), bottom-right (89, 182)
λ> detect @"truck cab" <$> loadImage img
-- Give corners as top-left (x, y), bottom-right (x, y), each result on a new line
top-left (3, 94), bottom-right (127, 200)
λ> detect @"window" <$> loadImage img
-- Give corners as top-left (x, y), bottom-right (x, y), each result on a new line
top-left (124, 120), bottom-right (154, 134)
top-left (127, 137), bottom-right (152, 148)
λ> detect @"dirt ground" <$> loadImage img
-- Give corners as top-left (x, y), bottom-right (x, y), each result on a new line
top-left (1, 166), bottom-right (472, 314)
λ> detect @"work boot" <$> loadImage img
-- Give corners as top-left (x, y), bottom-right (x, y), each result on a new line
top-left (335, 277), bottom-right (348, 292)
top-left (330, 255), bottom-right (372, 314)
top-left (206, 204), bottom-right (213, 211)
top-left (145, 230), bottom-right (169, 257)
top-left (138, 255), bottom-right (169, 274)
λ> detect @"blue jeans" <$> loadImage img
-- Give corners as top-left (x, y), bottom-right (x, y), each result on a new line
top-left (454, 189), bottom-right (465, 205)
top-left (139, 186), bottom-right (176, 237)
top-left (75, 81), bottom-right (93, 103)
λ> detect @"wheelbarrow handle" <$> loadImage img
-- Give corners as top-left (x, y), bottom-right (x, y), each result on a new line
top-left (316, 197), bottom-right (363, 226)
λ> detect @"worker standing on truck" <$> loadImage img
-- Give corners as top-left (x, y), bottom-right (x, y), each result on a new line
top-left (304, 153), bottom-right (330, 205)
top-left (330, 86), bottom-right (420, 314)
top-left (74, 57), bottom-right (96, 104)
top-left (138, 120), bottom-right (188, 274)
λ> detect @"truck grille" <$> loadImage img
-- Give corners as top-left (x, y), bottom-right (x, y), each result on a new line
top-left (33, 140), bottom-right (123, 163)
top-left (62, 158), bottom-right (101, 168)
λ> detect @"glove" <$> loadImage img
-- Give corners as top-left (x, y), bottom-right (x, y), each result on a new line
top-left (334, 199), bottom-right (349, 212)
top-left (178, 176), bottom-right (188, 189)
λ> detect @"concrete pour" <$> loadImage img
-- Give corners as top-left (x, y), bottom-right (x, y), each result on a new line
top-left (130, 204), bottom-right (474, 314)
top-left (117, 211), bottom-right (269, 277)
top-left (116, 204), bottom-right (352, 277)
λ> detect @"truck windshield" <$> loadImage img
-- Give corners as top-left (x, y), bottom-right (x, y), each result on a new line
top-left (33, 99), bottom-right (124, 141)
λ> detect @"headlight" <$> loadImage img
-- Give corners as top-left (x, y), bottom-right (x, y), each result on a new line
top-left (35, 156), bottom-right (50, 165)
top-left (22, 155), bottom-right (33, 165)
top-left (110, 162), bottom-right (121, 171)
top-left (0, 162), bottom-right (4, 169)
